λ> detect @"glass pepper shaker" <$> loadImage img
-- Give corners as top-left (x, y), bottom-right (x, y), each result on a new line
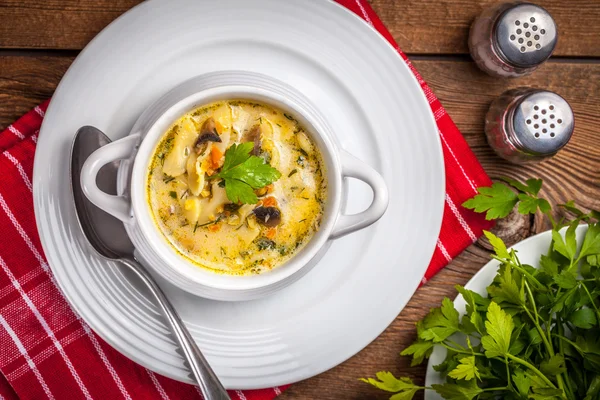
top-left (485, 88), bottom-right (574, 164)
top-left (469, 2), bottom-right (558, 78)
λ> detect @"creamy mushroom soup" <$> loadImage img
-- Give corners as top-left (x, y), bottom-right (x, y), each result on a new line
top-left (147, 100), bottom-right (327, 275)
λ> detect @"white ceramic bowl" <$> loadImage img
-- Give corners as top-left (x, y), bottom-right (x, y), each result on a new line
top-left (80, 71), bottom-right (388, 301)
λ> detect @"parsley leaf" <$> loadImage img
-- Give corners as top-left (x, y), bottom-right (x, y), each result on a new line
top-left (528, 327), bottom-right (543, 346)
top-left (487, 264), bottom-right (524, 306)
top-left (224, 179), bottom-right (258, 205)
top-left (419, 298), bottom-right (460, 342)
top-left (360, 372), bottom-right (421, 399)
top-left (483, 230), bottom-right (510, 259)
top-left (220, 142), bottom-right (253, 172)
top-left (540, 354), bottom-right (566, 376)
top-left (512, 369), bottom-right (531, 397)
top-left (448, 356), bottom-right (480, 381)
top-left (569, 308), bottom-right (597, 329)
top-left (552, 221), bottom-right (579, 261)
top-left (502, 177), bottom-right (543, 195)
top-left (462, 183), bottom-right (518, 220)
top-left (431, 379), bottom-right (483, 400)
top-left (559, 200), bottom-right (587, 217)
top-left (526, 370), bottom-right (554, 390)
top-left (400, 340), bottom-right (435, 366)
top-left (464, 180), bottom-right (551, 221)
top-left (540, 254), bottom-right (559, 276)
top-left (456, 285), bottom-right (488, 334)
top-left (586, 376), bottom-right (600, 398)
top-left (389, 391), bottom-right (419, 400)
top-left (518, 193), bottom-right (551, 215)
top-left (214, 143), bottom-right (281, 204)
top-left (481, 302), bottom-right (514, 358)
top-left (552, 287), bottom-right (578, 313)
top-left (553, 269), bottom-right (577, 289)
top-left (219, 156), bottom-right (281, 188)
top-left (579, 223), bottom-right (600, 259)
top-left (530, 387), bottom-right (564, 399)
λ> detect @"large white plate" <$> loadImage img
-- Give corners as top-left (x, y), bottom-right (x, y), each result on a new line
top-left (33, 0), bottom-right (444, 389)
top-left (425, 226), bottom-right (587, 399)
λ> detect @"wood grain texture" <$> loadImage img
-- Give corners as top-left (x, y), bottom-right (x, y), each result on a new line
top-left (0, 0), bottom-right (142, 50)
top-left (3, 54), bottom-right (597, 399)
top-left (0, 55), bottom-right (73, 129)
top-left (369, 0), bottom-right (600, 57)
top-left (1, 0), bottom-right (599, 56)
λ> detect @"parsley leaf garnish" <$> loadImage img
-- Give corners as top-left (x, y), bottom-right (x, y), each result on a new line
top-left (540, 355), bottom-right (567, 376)
top-left (359, 372), bottom-right (421, 398)
top-left (418, 298), bottom-right (460, 343)
top-left (447, 356), bottom-right (480, 381)
top-left (463, 178), bottom-right (552, 221)
top-left (483, 230), bottom-right (510, 259)
top-left (400, 340), bottom-right (435, 367)
top-left (462, 183), bottom-right (518, 219)
top-left (487, 263), bottom-right (524, 306)
top-left (579, 223), bottom-right (600, 259)
top-left (518, 193), bottom-right (551, 215)
top-left (501, 177), bottom-right (543, 195)
top-left (569, 308), bottom-right (597, 329)
top-left (481, 302), bottom-right (514, 358)
top-left (431, 379), bottom-right (483, 400)
top-left (213, 142), bottom-right (281, 204)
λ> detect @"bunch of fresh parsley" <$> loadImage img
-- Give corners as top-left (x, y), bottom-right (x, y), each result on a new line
top-left (362, 178), bottom-right (600, 400)
top-left (212, 142), bottom-right (281, 204)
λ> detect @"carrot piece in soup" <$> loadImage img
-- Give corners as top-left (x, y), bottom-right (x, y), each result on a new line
top-left (262, 196), bottom-right (278, 207)
top-left (210, 146), bottom-right (223, 169)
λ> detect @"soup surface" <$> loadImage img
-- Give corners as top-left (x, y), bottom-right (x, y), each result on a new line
top-left (147, 100), bottom-right (327, 275)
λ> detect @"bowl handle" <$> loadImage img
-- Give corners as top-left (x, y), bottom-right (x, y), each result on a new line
top-left (330, 150), bottom-right (389, 239)
top-left (80, 134), bottom-right (139, 223)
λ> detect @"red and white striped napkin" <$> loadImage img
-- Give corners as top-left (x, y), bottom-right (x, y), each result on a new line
top-left (0, 1), bottom-right (494, 399)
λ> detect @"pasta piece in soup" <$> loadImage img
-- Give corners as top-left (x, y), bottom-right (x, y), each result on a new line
top-left (162, 117), bottom-right (196, 177)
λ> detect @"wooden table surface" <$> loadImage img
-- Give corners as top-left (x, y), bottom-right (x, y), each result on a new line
top-left (1, 1), bottom-right (599, 399)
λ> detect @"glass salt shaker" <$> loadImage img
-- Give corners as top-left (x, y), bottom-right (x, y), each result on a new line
top-left (469, 2), bottom-right (558, 78)
top-left (485, 88), bottom-right (574, 164)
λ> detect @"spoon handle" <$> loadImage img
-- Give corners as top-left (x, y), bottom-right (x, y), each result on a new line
top-left (119, 257), bottom-right (230, 400)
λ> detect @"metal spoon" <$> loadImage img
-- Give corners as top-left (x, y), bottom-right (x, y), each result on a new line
top-left (70, 126), bottom-right (230, 400)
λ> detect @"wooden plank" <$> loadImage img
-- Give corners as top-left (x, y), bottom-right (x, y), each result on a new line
top-left (0, 1), bottom-right (599, 56)
top-left (0, 55), bottom-right (73, 129)
top-left (1, 55), bottom-right (599, 399)
top-left (369, 0), bottom-right (600, 57)
top-left (0, 0), bottom-right (142, 50)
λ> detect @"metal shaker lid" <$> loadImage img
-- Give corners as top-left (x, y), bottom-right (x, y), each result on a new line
top-left (494, 3), bottom-right (557, 67)
top-left (511, 91), bottom-right (574, 155)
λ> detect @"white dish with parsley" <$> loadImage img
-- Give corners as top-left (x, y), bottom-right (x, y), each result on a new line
top-left (80, 71), bottom-right (389, 300)
top-left (424, 225), bottom-right (590, 400)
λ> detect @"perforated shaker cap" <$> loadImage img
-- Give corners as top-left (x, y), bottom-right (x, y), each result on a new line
top-left (494, 3), bottom-right (557, 67)
top-left (511, 91), bottom-right (574, 156)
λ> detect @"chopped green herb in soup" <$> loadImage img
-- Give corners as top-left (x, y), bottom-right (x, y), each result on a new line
top-left (147, 100), bottom-right (327, 275)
